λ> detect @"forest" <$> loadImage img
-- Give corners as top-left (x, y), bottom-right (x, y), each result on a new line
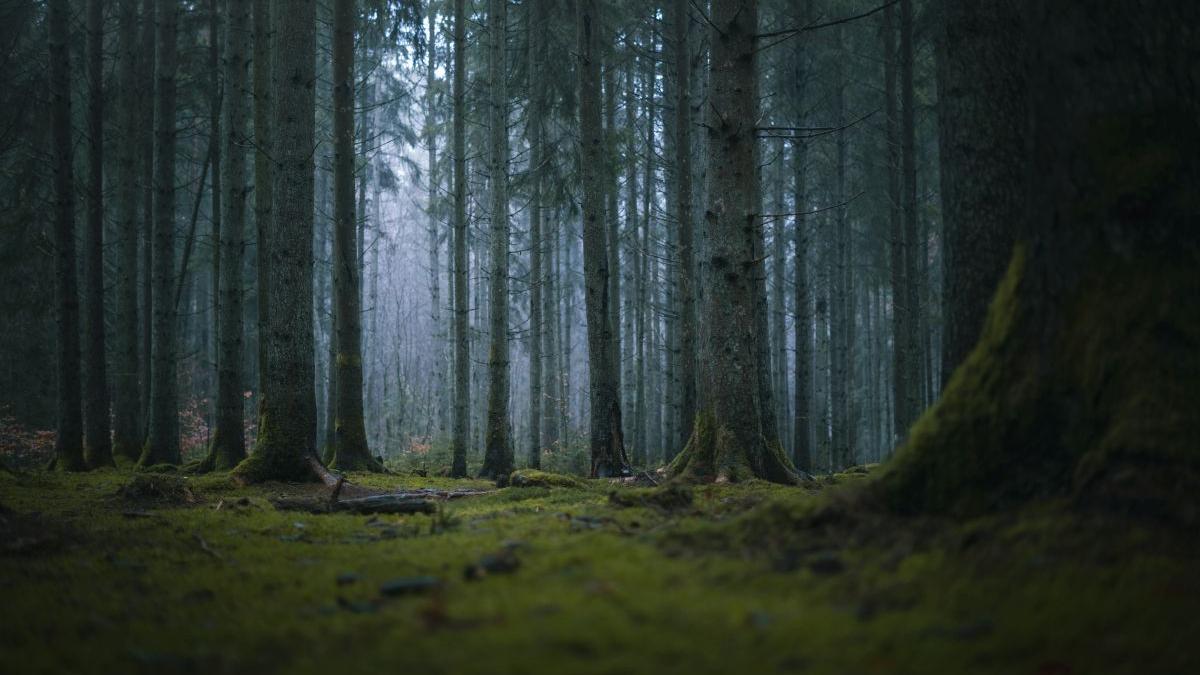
top-left (0, 0), bottom-right (1196, 672)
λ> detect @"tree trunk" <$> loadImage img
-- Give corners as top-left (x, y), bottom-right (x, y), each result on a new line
top-left (578, 0), bottom-right (629, 478)
top-left (426, 8), bottom-right (448, 440)
top-left (234, 0), bottom-right (321, 483)
top-left (327, 0), bottom-right (378, 472)
top-left (671, 0), bottom-right (697, 457)
top-left (872, 0), bottom-right (1200, 522)
top-left (937, 0), bottom-right (1020, 388)
top-left (82, 0), bottom-right (113, 468)
top-left (252, 0), bottom-right (273, 404)
top-left (790, 13), bottom-right (812, 473)
top-left (49, 0), bottom-right (84, 471)
top-left (899, 0), bottom-right (921, 436)
top-left (479, 0), bottom-right (514, 481)
top-left (883, 2), bottom-right (908, 447)
top-left (207, 0), bottom-right (223, 443)
top-left (527, 0), bottom-right (545, 470)
top-left (669, 0), bottom-right (796, 484)
top-left (113, 0), bottom-right (142, 463)
top-left (450, 0), bottom-right (470, 477)
top-left (205, 0), bottom-right (251, 472)
top-left (139, 0), bottom-right (181, 467)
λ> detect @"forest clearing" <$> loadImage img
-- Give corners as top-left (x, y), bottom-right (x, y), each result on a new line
top-left (3, 467), bottom-right (1197, 675)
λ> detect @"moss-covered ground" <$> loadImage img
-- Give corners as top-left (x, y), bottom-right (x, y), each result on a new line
top-left (1, 467), bottom-right (1196, 674)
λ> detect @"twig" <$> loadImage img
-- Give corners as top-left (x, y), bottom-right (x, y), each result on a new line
top-left (194, 533), bottom-right (223, 561)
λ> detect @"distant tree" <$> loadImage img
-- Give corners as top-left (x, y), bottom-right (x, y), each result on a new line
top-left (83, 0), bottom-right (113, 468)
top-left (112, 0), bottom-right (142, 463)
top-left (450, 0), bottom-right (469, 478)
top-left (49, 0), bottom-right (84, 471)
top-left (139, 0), bottom-right (181, 468)
top-left (203, 0), bottom-right (251, 472)
top-left (671, 0), bottom-right (697, 456)
top-left (328, 0), bottom-right (381, 472)
top-left (526, 0), bottom-right (546, 470)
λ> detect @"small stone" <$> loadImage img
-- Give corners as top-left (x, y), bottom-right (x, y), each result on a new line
top-left (464, 548), bottom-right (520, 580)
top-left (336, 572), bottom-right (360, 586)
top-left (379, 576), bottom-right (441, 596)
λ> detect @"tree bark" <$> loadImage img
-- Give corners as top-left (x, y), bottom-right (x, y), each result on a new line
top-left (204, 0), bottom-right (251, 472)
top-left (327, 0), bottom-right (378, 472)
top-left (49, 0), bottom-right (84, 471)
top-left (883, 2), bottom-right (908, 447)
top-left (139, 0), bottom-right (181, 467)
top-left (872, 0), bottom-right (1200, 521)
top-left (479, 0), bottom-right (514, 481)
top-left (669, 0), bottom-right (796, 484)
top-left (113, 0), bottom-right (142, 463)
top-left (790, 11), bottom-right (811, 473)
top-left (450, 0), bottom-right (470, 478)
top-left (671, 0), bottom-right (697, 456)
top-left (252, 0), bottom-right (273, 404)
top-left (937, 0), bottom-right (1020, 388)
top-left (527, 0), bottom-right (545, 470)
top-left (578, 0), bottom-right (630, 478)
top-left (82, 0), bottom-right (113, 468)
top-left (233, 0), bottom-right (321, 483)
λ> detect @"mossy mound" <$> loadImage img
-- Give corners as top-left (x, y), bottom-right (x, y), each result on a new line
top-left (608, 484), bottom-right (694, 513)
top-left (117, 474), bottom-right (197, 505)
top-left (508, 469), bottom-right (583, 489)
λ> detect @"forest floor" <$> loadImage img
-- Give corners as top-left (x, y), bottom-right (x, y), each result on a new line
top-left (1, 466), bottom-right (1197, 675)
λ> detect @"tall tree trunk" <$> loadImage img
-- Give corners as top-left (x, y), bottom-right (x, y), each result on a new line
top-left (527, 0), bottom-right (545, 469)
top-left (622, 38), bottom-right (640, 466)
top-left (234, 0), bottom-right (323, 483)
top-left (874, 0), bottom-right (1200, 522)
top-left (49, 0), bottom-right (84, 471)
top-left (671, 0), bottom-right (697, 456)
top-left (604, 59), bottom-right (621, 423)
top-left (831, 25), bottom-right (852, 470)
top-left (82, 0), bottom-right (113, 468)
top-left (207, 0), bottom-right (223, 439)
top-left (479, 0), bottom-right (514, 481)
top-left (327, 0), bottom-right (378, 472)
top-left (450, 0), bottom-right (470, 477)
top-left (883, 2), bottom-right (909, 446)
top-left (140, 0), bottom-right (181, 467)
top-left (252, 0), bottom-right (273, 404)
top-left (205, 0), bottom-right (251, 471)
top-left (669, 0), bottom-right (796, 483)
top-left (899, 0), bottom-right (921, 435)
top-left (789, 11), bottom-right (812, 472)
top-left (770, 141), bottom-right (787, 449)
top-left (937, 0), bottom-right (1019, 389)
top-left (114, 0), bottom-right (142, 462)
top-left (426, 8), bottom-right (448, 440)
top-left (139, 0), bottom-right (157, 442)
top-left (579, 0), bottom-right (629, 477)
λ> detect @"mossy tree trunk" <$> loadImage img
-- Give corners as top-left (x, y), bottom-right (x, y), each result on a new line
top-left (139, 0), bottom-right (181, 468)
top-left (872, 0), bottom-right (1200, 520)
top-left (203, 0), bottom-right (250, 473)
top-left (49, 0), bottom-right (85, 472)
top-left (669, 0), bottom-right (797, 485)
top-left (578, 0), bottom-right (631, 478)
top-left (479, 0), bottom-right (514, 481)
top-left (233, 0), bottom-right (322, 484)
top-left (327, 0), bottom-right (380, 473)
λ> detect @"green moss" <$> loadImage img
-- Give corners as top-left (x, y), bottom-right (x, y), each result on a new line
top-left (0, 470), bottom-right (1196, 674)
top-left (508, 469), bottom-right (584, 489)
